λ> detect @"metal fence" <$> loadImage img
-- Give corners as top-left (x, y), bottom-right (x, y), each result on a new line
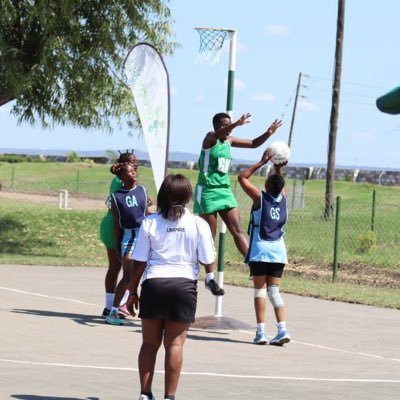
top-left (232, 179), bottom-right (400, 273)
top-left (1, 164), bottom-right (399, 273)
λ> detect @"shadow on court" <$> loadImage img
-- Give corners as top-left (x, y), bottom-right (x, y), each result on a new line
top-left (11, 308), bottom-right (141, 328)
top-left (1, 264), bottom-right (399, 400)
top-left (11, 396), bottom-right (100, 400)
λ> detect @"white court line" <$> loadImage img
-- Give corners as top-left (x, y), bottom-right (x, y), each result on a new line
top-left (2, 286), bottom-right (400, 364)
top-left (0, 286), bottom-right (98, 307)
top-left (1, 358), bottom-right (400, 383)
top-left (238, 329), bottom-right (400, 363)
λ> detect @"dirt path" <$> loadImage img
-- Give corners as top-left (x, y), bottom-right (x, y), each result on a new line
top-left (0, 189), bottom-right (106, 210)
top-left (2, 189), bottom-right (399, 290)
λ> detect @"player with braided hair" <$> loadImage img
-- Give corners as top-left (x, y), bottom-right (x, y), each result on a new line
top-left (99, 150), bottom-right (141, 318)
top-left (105, 161), bottom-right (152, 325)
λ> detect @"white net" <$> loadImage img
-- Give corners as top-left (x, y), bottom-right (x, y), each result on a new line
top-left (195, 28), bottom-right (233, 64)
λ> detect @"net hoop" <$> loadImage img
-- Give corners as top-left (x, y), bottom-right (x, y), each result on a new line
top-left (194, 27), bottom-right (234, 65)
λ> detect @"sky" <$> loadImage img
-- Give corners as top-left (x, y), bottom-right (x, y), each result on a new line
top-left (1, 0), bottom-right (400, 169)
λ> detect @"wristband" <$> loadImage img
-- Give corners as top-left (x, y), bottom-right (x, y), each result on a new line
top-left (129, 291), bottom-right (138, 296)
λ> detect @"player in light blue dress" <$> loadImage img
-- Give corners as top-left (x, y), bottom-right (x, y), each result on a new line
top-left (238, 149), bottom-right (291, 346)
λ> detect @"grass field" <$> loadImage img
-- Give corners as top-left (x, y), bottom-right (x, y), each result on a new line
top-left (1, 161), bottom-right (399, 308)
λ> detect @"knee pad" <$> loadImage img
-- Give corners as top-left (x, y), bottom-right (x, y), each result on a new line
top-left (268, 285), bottom-right (284, 308)
top-left (254, 288), bottom-right (267, 298)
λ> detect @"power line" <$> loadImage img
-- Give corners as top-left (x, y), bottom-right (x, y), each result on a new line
top-left (307, 74), bottom-right (387, 90)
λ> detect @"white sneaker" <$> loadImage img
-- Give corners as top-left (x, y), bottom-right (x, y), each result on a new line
top-left (138, 394), bottom-right (155, 400)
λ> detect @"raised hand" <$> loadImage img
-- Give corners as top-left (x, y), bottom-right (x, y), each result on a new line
top-left (261, 149), bottom-right (272, 163)
top-left (236, 112), bottom-right (252, 126)
top-left (267, 119), bottom-right (283, 135)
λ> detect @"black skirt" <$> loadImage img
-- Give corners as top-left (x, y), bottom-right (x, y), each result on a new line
top-left (139, 277), bottom-right (198, 323)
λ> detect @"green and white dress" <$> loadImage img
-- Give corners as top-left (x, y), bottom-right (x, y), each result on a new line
top-left (194, 139), bottom-right (238, 214)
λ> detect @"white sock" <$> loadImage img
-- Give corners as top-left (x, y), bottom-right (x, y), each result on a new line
top-left (205, 272), bottom-right (214, 283)
top-left (120, 290), bottom-right (129, 306)
top-left (256, 322), bottom-right (265, 332)
top-left (111, 306), bottom-right (119, 314)
top-left (105, 293), bottom-right (114, 310)
top-left (277, 321), bottom-right (287, 332)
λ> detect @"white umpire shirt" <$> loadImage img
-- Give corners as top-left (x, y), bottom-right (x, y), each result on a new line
top-left (132, 208), bottom-right (216, 281)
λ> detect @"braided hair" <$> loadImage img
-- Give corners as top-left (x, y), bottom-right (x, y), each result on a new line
top-left (117, 149), bottom-right (136, 163)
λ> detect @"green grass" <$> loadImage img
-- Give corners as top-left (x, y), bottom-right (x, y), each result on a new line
top-left (1, 161), bottom-right (399, 309)
top-left (204, 266), bottom-right (400, 309)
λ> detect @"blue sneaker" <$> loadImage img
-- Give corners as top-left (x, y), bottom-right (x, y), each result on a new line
top-left (270, 330), bottom-right (291, 346)
top-left (253, 330), bottom-right (267, 345)
top-left (105, 309), bottom-right (124, 326)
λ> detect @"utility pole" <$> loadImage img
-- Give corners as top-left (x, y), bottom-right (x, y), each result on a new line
top-left (288, 72), bottom-right (302, 148)
top-left (287, 72), bottom-right (309, 148)
top-left (325, 0), bottom-right (345, 219)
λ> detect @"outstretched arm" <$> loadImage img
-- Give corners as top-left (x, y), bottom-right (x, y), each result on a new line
top-left (202, 113), bottom-right (251, 149)
top-left (238, 150), bottom-right (272, 207)
top-left (272, 160), bottom-right (288, 196)
top-left (230, 119), bottom-right (282, 148)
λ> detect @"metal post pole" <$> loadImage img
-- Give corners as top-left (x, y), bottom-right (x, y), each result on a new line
top-left (371, 189), bottom-right (376, 231)
top-left (215, 29), bottom-right (237, 318)
top-left (332, 196), bottom-right (341, 281)
top-left (288, 72), bottom-right (302, 148)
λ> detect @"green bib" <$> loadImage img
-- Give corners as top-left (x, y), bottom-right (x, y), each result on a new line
top-left (197, 140), bottom-right (232, 188)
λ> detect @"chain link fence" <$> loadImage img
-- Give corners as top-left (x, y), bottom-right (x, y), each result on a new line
top-left (1, 163), bottom-right (399, 272)
top-left (232, 178), bottom-right (400, 272)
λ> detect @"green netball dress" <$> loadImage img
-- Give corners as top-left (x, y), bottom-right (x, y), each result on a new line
top-left (194, 139), bottom-right (238, 214)
top-left (99, 177), bottom-right (123, 249)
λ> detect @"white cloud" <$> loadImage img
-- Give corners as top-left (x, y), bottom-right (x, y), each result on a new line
top-left (221, 41), bottom-right (248, 54)
top-left (250, 92), bottom-right (276, 102)
top-left (298, 100), bottom-right (319, 111)
top-left (263, 24), bottom-right (291, 37)
top-left (349, 130), bottom-right (376, 141)
top-left (195, 95), bottom-right (206, 103)
top-left (224, 77), bottom-right (247, 90)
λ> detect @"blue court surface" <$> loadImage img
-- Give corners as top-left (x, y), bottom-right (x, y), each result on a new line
top-left (0, 264), bottom-right (399, 400)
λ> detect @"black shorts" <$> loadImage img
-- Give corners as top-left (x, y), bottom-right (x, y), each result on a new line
top-left (248, 262), bottom-right (285, 278)
top-left (139, 277), bottom-right (198, 323)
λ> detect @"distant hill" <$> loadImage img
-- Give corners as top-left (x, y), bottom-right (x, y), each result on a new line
top-left (0, 147), bottom-right (398, 171)
top-left (0, 147), bottom-right (260, 165)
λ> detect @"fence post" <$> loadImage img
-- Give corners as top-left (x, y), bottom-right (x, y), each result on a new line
top-left (371, 189), bottom-right (376, 231)
top-left (75, 171), bottom-right (80, 193)
top-left (11, 166), bottom-right (15, 188)
top-left (291, 179), bottom-right (297, 210)
top-left (58, 190), bottom-right (69, 209)
top-left (332, 196), bottom-right (341, 282)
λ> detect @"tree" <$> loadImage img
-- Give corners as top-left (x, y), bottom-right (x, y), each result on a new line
top-left (0, 0), bottom-right (178, 132)
top-left (66, 150), bottom-right (80, 163)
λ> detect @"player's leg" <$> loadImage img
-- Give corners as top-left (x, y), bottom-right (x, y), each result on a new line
top-left (105, 256), bottom-right (131, 325)
top-left (138, 318), bottom-right (164, 400)
top-left (219, 207), bottom-right (248, 257)
top-left (204, 260), bottom-right (225, 296)
top-left (199, 212), bottom-right (218, 238)
top-left (103, 247), bottom-right (121, 315)
top-left (163, 320), bottom-right (190, 399)
top-left (250, 262), bottom-right (268, 344)
top-left (267, 268), bottom-right (291, 345)
top-left (100, 212), bottom-right (121, 316)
